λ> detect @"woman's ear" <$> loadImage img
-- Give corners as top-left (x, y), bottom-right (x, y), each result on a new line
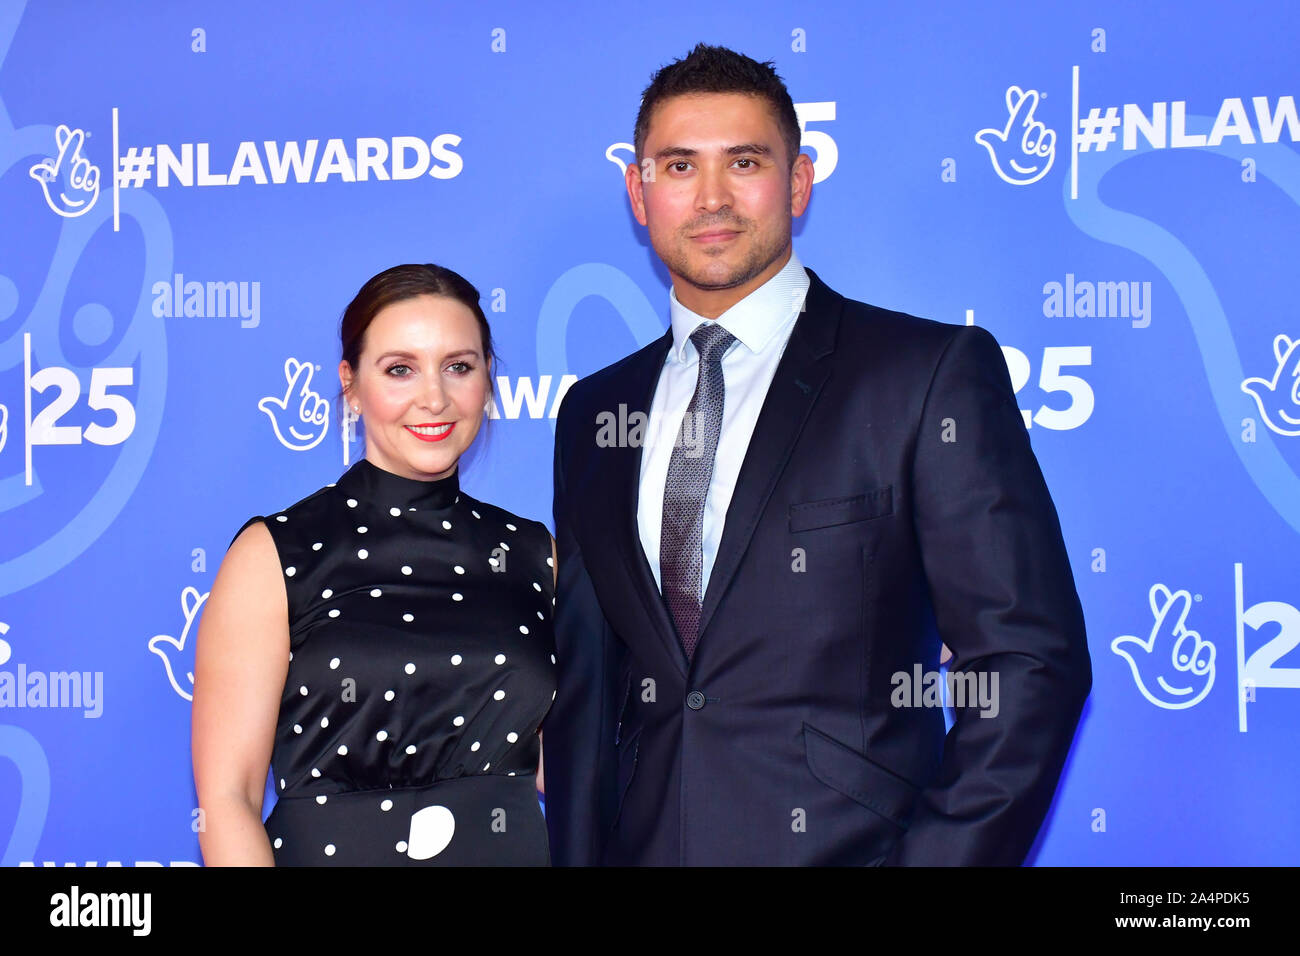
top-left (338, 359), bottom-right (355, 412)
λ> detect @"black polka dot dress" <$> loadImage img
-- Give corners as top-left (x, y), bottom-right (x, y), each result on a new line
top-left (244, 458), bottom-right (556, 865)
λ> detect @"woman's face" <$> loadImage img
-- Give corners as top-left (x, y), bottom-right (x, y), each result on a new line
top-left (340, 294), bottom-right (490, 481)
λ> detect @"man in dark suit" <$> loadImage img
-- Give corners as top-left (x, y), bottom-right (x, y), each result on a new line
top-left (545, 43), bottom-right (1091, 865)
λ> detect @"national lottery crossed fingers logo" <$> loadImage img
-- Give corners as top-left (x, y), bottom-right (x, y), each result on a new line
top-left (975, 85), bottom-right (1056, 185)
top-left (28, 124), bottom-right (100, 217)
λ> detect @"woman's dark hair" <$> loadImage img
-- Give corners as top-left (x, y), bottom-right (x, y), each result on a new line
top-left (339, 264), bottom-right (499, 460)
top-left (340, 263), bottom-right (496, 379)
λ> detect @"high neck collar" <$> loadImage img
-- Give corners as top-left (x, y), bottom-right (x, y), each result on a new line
top-left (337, 458), bottom-right (460, 511)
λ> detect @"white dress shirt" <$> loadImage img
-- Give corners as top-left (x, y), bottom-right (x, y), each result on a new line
top-left (637, 249), bottom-right (810, 594)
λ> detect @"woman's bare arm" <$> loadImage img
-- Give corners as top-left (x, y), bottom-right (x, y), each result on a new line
top-left (191, 520), bottom-right (290, 866)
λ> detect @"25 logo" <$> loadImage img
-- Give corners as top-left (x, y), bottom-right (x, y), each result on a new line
top-left (30, 367), bottom-right (136, 448)
top-left (22, 333), bottom-right (138, 481)
top-left (1002, 345), bottom-right (1093, 430)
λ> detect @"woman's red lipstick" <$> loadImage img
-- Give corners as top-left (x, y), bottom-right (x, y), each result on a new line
top-left (405, 422), bottom-right (455, 442)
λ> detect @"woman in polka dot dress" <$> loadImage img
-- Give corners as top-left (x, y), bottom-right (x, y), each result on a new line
top-left (192, 264), bottom-right (557, 865)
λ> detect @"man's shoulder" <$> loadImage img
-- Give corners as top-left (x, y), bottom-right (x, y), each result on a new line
top-left (555, 330), bottom-right (669, 422)
top-left (809, 269), bottom-right (993, 365)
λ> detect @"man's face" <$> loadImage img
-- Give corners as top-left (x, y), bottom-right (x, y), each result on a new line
top-left (627, 92), bottom-right (813, 314)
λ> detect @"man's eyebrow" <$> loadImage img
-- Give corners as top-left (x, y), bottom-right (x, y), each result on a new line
top-left (652, 143), bottom-right (775, 162)
top-left (654, 146), bottom-right (698, 161)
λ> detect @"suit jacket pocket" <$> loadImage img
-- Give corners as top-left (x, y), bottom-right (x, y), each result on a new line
top-left (789, 486), bottom-right (893, 532)
top-left (803, 722), bottom-right (918, 830)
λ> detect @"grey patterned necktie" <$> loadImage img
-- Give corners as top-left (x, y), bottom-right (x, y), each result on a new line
top-left (661, 321), bottom-right (736, 661)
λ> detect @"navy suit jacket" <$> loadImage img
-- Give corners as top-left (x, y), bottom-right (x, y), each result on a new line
top-left (545, 268), bottom-right (1091, 865)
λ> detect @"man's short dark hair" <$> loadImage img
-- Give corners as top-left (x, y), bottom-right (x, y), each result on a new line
top-left (633, 43), bottom-right (802, 168)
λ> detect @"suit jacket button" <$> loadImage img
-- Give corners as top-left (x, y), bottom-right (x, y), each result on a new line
top-left (686, 690), bottom-right (706, 711)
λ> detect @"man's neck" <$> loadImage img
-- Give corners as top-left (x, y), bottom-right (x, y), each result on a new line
top-left (672, 245), bottom-right (793, 319)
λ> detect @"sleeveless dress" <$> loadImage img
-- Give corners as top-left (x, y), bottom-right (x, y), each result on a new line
top-left (244, 458), bottom-right (556, 865)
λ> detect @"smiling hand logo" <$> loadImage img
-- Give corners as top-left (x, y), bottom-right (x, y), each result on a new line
top-left (975, 86), bottom-right (1057, 185)
top-left (259, 358), bottom-right (330, 451)
top-left (1112, 584), bottom-right (1216, 710)
top-left (1241, 333), bottom-right (1300, 437)
top-left (29, 124), bottom-right (100, 217)
top-left (148, 586), bottom-right (209, 702)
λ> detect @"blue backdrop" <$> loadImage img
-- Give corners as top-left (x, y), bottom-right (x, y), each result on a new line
top-left (1, 0), bottom-right (1297, 865)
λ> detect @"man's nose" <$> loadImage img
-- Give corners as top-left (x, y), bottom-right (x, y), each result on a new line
top-left (694, 166), bottom-right (733, 213)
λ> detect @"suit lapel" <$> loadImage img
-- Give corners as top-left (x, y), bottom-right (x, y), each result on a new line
top-left (697, 268), bottom-right (843, 645)
top-left (599, 329), bottom-right (689, 675)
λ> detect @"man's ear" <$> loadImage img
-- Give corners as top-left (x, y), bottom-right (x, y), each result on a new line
top-left (626, 161), bottom-right (648, 226)
top-left (790, 152), bottom-right (815, 218)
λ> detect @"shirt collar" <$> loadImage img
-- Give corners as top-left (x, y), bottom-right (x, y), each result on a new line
top-left (667, 248), bottom-right (810, 363)
top-left (338, 457), bottom-right (459, 511)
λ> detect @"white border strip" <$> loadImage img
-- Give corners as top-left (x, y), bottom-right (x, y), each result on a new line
top-left (1071, 65), bottom-right (1080, 201)
top-left (112, 106), bottom-right (120, 232)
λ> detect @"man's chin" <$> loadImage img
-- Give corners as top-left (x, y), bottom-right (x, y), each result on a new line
top-left (674, 260), bottom-right (761, 292)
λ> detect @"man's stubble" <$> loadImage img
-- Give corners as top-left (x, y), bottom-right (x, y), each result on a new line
top-left (656, 208), bottom-right (793, 295)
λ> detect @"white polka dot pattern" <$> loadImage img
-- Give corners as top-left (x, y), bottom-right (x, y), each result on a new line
top-left (255, 457), bottom-right (555, 865)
